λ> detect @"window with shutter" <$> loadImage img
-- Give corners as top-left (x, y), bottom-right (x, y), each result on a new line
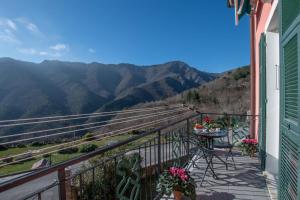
top-left (280, 1), bottom-right (300, 199)
top-left (282, 0), bottom-right (300, 33)
top-left (283, 35), bottom-right (298, 123)
top-left (279, 32), bottom-right (299, 200)
top-left (279, 134), bottom-right (298, 199)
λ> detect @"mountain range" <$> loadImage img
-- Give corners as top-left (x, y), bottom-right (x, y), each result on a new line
top-left (139, 65), bottom-right (250, 114)
top-left (0, 58), bottom-right (217, 121)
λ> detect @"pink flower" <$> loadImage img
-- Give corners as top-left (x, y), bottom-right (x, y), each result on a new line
top-left (242, 138), bottom-right (258, 145)
top-left (168, 167), bottom-right (189, 181)
top-left (180, 174), bottom-right (188, 181)
top-left (169, 167), bottom-right (177, 176)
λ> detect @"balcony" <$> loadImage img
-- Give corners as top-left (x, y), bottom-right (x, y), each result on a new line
top-left (0, 110), bottom-right (269, 200)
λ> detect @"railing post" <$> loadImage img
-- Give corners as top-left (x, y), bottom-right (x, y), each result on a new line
top-left (227, 115), bottom-right (232, 143)
top-left (38, 193), bottom-right (41, 200)
top-left (157, 130), bottom-right (162, 173)
top-left (58, 168), bottom-right (66, 200)
top-left (227, 115), bottom-right (232, 130)
top-left (186, 119), bottom-right (190, 156)
top-left (200, 113), bottom-right (203, 124)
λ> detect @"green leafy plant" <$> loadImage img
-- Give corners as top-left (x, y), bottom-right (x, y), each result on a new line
top-left (30, 141), bottom-right (44, 147)
top-left (156, 167), bottom-right (196, 199)
top-left (16, 143), bottom-right (26, 148)
top-left (215, 115), bottom-right (243, 130)
top-left (80, 144), bottom-right (98, 153)
top-left (202, 116), bottom-right (219, 130)
top-left (58, 147), bottom-right (79, 154)
top-left (128, 130), bottom-right (140, 135)
top-left (0, 145), bottom-right (8, 151)
top-left (2, 157), bottom-right (13, 163)
top-left (83, 132), bottom-right (96, 141)
top-left (43, 154), bottom-right (51, 158)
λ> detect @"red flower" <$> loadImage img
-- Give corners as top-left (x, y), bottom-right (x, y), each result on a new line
top-left (203, 116), bottom-right (213, 124)
top-left (194, 124), bottom-right (204, 129)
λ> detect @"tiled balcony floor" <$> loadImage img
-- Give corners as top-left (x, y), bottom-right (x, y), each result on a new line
top-left (162, 150), bottom-right (271, 200)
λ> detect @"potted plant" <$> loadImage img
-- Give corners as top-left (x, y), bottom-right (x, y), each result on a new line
top-left (240, 138), bottom-right (258, 157)
top-left (156, 167), bottom-right (196, 200)
top-left (203, 116), bottom-right (216, 132)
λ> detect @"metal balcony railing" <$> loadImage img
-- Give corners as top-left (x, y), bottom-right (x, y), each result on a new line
top-left (0, 111), bottom-right (258, 200)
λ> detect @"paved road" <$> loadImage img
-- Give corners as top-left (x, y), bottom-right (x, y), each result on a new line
top-left (0, 162), bottom-right (85, 200)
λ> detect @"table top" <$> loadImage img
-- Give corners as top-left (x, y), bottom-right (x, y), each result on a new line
top-left (193, 130), bottom-right (227, 139)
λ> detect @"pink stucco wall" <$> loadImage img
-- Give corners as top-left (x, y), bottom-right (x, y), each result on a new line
top-left (252, 1), bottom-right (273, 139)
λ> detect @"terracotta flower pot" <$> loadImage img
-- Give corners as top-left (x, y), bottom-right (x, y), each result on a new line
top-left (173, 191), bottom-right (183, 200)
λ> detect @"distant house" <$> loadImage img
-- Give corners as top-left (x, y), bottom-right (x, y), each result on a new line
top-left (228, 0), bottom-right (299, 199)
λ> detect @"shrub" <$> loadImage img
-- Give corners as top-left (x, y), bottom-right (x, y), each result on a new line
top-left (233, 67), bottom-right (250, 80)
top-left (80, 144), bottom-right (98, 153)
top-left (16, 143), bottom-right (26, 148)
top-left (128, 130), bottom-right (140, 135)
top-left (2, 157), bottom-right (13, 163)
top-left (74, 159), bottom-right (117, 199)
top-left (0, 145), bottom-right (8, 151)
top-left (83, 133), bottom-right (95, 141)
top-left (58, 147), bottom-right (79, 154)
top-left (30, 141), bottom-right (44, 147)
top-left (43, 154), bottom-right (51, 158)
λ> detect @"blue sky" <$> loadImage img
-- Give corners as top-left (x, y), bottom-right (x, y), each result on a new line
top-left (0, 0), bottom-right (250, 72)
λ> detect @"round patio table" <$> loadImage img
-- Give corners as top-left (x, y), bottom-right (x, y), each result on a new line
top-left (194, 130), bottom-right (227, 149)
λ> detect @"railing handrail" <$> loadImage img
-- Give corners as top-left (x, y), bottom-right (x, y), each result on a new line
top-left (0, 113), bottom-right (197, 192)
top-left (192, 111), bottom-right (259, 117)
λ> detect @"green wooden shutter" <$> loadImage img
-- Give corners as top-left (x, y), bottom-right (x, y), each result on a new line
top-left (280, 134), bottom-right (299, 199)
top-left (282, 0), bottom-right (300, 33)
top-left (279, 0), bottom-right (300, 198)
top-left (280, 33), bottom-right (300, 200)
top-left (284, 35), bottom-right (298, 123)
top-left (259, 33), bottom-right (267, 171)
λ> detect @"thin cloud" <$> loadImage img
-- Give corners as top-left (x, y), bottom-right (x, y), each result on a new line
top-left (0, 18), bottom-right (20, 44)
top-left (6, 19), bottom-right (17, 30)
top-left (39, 51), bottom-right (48, 56)
top-left (0, 17), bottom-right (68, 58)
top-left (0, 18), bottom-right (17, 31)
top-left (17, 47), bottom-right (62, 57)
top-left (17, 48), bottom-right (37, 55)
top-left (26, 23), bottom-right (40, 34)
top-left (0, 34), bottom-right (20, 44)
top-left (88, 48), bottom-right (95, 53)
top-left (15, 17), bottom-right (42, 36)
top-left (50, 43), bottom-right (69, 51)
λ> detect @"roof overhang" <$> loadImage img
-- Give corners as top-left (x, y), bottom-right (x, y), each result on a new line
top-left (227, 0), bottom-right (253, 25)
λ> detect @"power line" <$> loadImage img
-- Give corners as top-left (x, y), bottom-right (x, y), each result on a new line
top-left (0, 109), bottom-right (187, 145)
top-left (0, 107), bottom-right (186, 140)
top-left (0, 105), bottom-right (182, 127)
top-left (0, 105), bottom-right (180, 123)
top-left (0, 113), bottom-right (188, 167)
